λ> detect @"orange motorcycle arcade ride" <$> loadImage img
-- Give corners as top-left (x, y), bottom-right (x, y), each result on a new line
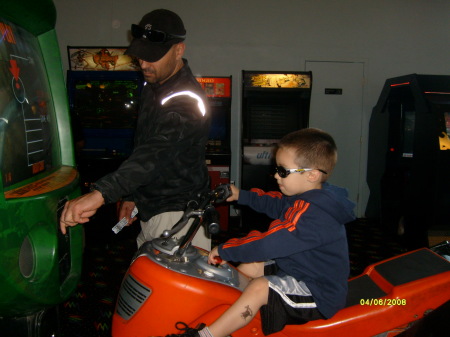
top-left (112, 185), bottom-right (450, 337)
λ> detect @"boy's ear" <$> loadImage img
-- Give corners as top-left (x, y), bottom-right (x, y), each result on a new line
top-left (307, 169), bottom-right (322, 183)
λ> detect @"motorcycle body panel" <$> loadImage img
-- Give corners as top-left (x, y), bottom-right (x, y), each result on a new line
top-left (112, 240), bottom-right (450, 337)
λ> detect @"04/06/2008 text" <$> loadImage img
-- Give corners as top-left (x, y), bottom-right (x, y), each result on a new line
top-left (360, 298), bottom-right (407, 306)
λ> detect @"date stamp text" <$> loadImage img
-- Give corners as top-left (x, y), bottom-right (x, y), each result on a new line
top-left (360, 298), bottom-right (407, 306)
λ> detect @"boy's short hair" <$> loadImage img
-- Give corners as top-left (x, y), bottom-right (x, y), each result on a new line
top-left (278, 128), bottom-right (337, 179)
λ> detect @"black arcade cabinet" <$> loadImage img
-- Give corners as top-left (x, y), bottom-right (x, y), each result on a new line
top-left (241, 70), bottom-right (312, 230)
top-left (66, 69), bottom-right (144, 242)
top-left (197, 76), bottom-right (232, 232)
top-left (366, 74), bottom-right (450, 250)
top-left (67, 70), bottom-right (144, 187)
top-left (66, 47), bottom-right (144, 191)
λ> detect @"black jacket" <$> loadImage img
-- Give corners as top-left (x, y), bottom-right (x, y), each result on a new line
top-left (93, 60), bottom-right (211, 221)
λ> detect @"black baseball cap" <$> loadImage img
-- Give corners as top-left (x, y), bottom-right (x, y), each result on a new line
top-left (125, 9), bottom-right (186, 62)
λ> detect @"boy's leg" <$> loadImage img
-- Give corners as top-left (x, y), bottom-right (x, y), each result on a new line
top-left (207, 277), bottom-right (269, 337)
top-left (237, 261), bottom-right (264, 279)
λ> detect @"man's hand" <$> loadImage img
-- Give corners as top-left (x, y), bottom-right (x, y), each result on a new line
top-left (59, 190), bottom-right (105, 234)
top-left (118, 200), bottom-right (138, 226)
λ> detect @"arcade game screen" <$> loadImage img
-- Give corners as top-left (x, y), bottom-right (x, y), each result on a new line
top-left (436, 102), bottom-right (450, 150)
top-left (445, 112), bottom-right (450, 136)
top-left (0, 18), bottom-right (59, 188)
top-left (207, 102), bottom-right (228, 143)
top-left (67, 71), bottom-right (142, 157)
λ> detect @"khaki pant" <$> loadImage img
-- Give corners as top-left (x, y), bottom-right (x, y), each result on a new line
top-left (136, 211), bottom-right (211, 251)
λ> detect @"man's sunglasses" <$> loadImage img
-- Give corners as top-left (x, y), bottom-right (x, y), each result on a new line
top-left (131, 24), bottom-right (186, 43)
top-left (275, 166), bottom-right (328, 178)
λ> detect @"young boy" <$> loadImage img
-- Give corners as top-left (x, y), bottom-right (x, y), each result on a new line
top-left (167, 128), bottom-right (355, 337)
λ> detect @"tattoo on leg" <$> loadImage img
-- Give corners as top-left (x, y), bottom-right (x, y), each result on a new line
top-left (241, 305), bottom-right (253, 320)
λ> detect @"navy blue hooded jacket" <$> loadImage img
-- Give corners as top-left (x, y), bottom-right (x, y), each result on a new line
top-left (219, 183), bottom-right (355, 319)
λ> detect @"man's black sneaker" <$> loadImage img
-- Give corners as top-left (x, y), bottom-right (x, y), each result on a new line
top-left (165, 321), bottom-right (206, 337)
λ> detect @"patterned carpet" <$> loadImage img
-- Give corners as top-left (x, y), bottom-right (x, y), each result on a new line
top-left (60, 216), bottom-right (406, 337)
top-left (60, 207), bottom-right (139, 337)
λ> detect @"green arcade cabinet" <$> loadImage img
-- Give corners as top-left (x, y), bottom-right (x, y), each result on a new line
top-left (0, 0), bottom-right (83, 335)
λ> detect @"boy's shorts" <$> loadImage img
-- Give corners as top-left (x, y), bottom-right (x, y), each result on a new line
top-left (260, 274), bottom-right (325, 335)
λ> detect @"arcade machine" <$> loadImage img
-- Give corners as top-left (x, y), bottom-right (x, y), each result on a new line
top-left (197, 76), bottom-right (232, 231)
top-left (66, 69), bottom-right (143, 191)
top-left (66, 58), bottom-right (144, 243)
top-left (66, 47), bottom-right (143, 192)
top-left (241, 70), bottom-right (312, 230)
top-left (0, 1), bottom-right (84, 335)
top-left (366, 74), bottom-right (450, 250)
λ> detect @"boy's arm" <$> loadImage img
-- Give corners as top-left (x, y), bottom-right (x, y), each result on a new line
top-left (218, 200), bottom-right (323, 263)
top-left (238, 188), bottom-right (285, 219)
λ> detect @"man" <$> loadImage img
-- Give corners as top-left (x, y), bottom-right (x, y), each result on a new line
top-left (60, 9), bottom-right (212, 250)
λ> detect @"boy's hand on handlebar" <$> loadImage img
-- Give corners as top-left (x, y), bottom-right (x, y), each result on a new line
top-left (226, 184), bottom-right (240, 202)
top-left (208, 246), bottom-right (226, 265)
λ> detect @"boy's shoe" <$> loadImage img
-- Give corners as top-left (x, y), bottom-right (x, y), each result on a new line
top-left (165, 321), bottom-right (206, 337)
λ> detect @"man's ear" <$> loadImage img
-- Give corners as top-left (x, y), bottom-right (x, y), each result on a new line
top-left (175, 42), bottom-right (186, 59)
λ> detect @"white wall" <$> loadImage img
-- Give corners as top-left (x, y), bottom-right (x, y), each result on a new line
top-left (54, 0), bottom-right (450, 216)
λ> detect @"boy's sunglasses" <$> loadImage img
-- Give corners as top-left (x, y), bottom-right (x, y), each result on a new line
top-left (275, 166), bottom-right (328, 178)
top-left (131, 24), bottom-right (186, 43)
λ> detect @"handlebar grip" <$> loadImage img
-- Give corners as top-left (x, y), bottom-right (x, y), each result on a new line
top-left (204, 205), bottom-right (220, 235)
top-left (208, 222), bottom-right (220, 235)
top-left (214, 184), bottom-right (232, 204)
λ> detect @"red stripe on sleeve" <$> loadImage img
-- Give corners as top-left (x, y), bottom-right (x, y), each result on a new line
top-left (223, 200), bottom-right (310, 248)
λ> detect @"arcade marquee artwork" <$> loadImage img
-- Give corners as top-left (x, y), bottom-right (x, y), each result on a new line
top-left (68, 46), bottom-right (139, 71)
top-left (244, 72), bottom-right (311, 89)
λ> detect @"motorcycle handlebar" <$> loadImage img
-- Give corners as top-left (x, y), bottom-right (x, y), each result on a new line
top-left (211, 184), bottom-right (232, 204)
top-left (160, 184), bottom-right (232, 251)
top-left (204, 205), bottom-right (220, 235)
